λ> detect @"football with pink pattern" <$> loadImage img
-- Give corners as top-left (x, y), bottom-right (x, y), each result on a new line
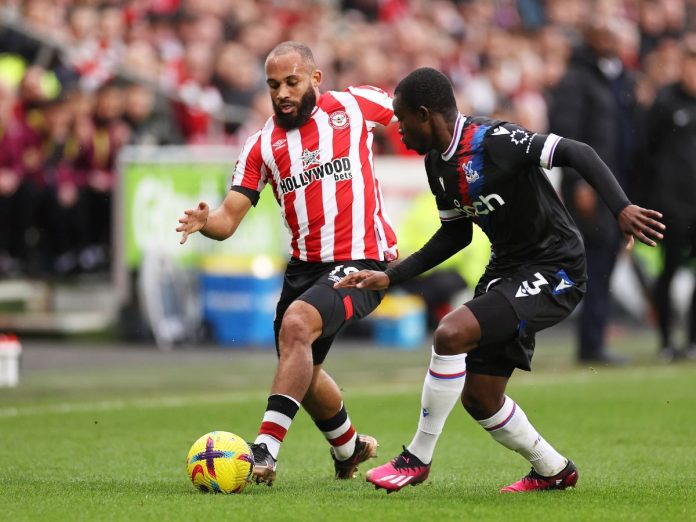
top-left (186, 431), bottom-right (254, 494)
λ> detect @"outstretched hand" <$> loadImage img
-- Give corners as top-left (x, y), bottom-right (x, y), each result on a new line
top-left (333, 270), bottom-right (390, 290)
top-left (176, 202), bottom-right (209, 244)
top-left (617, 204), bottom-right (665, 250)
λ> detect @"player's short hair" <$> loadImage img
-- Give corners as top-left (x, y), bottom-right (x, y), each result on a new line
top-left (395, 68), bottom-right (458, 118)
top-left (266, 41), bottom-right (316, 68)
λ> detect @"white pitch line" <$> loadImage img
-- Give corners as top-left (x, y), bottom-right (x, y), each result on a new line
top-left (0, 392), bottom-right (266, 419)
top-left (0, 365), bottom-right (684, 418)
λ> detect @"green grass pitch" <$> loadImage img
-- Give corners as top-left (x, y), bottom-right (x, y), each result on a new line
top-left (1, 328), bottom-right (695, 522)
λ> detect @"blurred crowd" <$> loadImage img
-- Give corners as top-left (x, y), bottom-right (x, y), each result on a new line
top-left (0, 0), bottom-right (695, 287)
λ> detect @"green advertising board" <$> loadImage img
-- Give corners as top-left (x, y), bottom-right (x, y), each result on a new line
top-left (118, 146), bottom-right (288, 271)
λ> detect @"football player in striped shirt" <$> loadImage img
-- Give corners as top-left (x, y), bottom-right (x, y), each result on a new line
top-left (335, 67), bottom-right (664, 493)
top-left (177, 42), bottom-right (399, 485)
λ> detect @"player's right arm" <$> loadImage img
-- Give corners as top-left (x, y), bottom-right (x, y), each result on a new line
top-left (334, 219), bottom-right (472, 290)
top-left (177, 190), bottom-right (253, 244)
top-left (179, 130), bottom-right (265, 245)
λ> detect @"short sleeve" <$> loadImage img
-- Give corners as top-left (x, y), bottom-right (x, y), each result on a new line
top-left (346, 85), bottom-right (395, 128)
top-left (484, 123), bottom-right (563, 172)
top-left (231, 130), bottom-right (267, 194)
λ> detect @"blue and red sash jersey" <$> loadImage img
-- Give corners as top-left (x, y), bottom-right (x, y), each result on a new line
top-left (424, 114), bottom-right (585, 270)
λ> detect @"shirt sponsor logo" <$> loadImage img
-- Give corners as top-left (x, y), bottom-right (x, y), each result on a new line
top-left (453, 193), bottom-right (505, 218)
top-left (278, 156), bottom-right (353, 195)
top-left (328, 110), bottom-right (350, 130)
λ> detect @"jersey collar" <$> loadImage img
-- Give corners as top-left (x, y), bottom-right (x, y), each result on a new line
top-left (441, 113), bottom-right (466, 161)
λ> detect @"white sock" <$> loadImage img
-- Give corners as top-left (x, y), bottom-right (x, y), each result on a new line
top-left (407, 348), bottom-right (467, 464)
top-left (254, 394), bottom-right (301, 460)
top-left (314, 402), bottom-right (358, 461)
top-left (478, 395), bottom-right (567, 476)
top-left (254, 434), bottom-right (281, 460)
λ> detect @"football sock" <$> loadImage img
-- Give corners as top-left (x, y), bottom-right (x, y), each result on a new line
top-left (478, 395), bottom-right (567, 476)
top-left (255, 394), bottom-right (301, 460)
top-left (407, 348), bottom-right (467, 464)
top-left (314, 402), bottom-right (357, 461)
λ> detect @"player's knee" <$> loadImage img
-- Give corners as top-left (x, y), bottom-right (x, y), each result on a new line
top-left (433, 321), bottom-right (472, 356)
top-left (461, 388), bottom-right (488, 419)
top-left (461, 388), bottom-right (504, 420)
top-left (279, 310), bottom-right (314, 348)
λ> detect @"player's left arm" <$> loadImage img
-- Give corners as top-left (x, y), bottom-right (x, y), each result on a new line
top-left (485, 124), bottom-right (665, 249)
top-left (551, 138), bottom-right (664, 249)
top-left (347, 85), bottom-right (395, 127)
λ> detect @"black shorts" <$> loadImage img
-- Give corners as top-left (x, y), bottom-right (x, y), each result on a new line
top-left (465, 259), bottom-right (586, 377)
top-left (274, 257), bottom-right (387, 364)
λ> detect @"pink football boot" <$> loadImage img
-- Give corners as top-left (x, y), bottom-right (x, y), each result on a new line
top-left (366, 447), bottom-right (430, 493)
top-left (500, 460), bottom-right (578, 493)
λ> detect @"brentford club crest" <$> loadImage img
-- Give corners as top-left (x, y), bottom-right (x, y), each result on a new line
top-left (328, 111), bottom-right (350, 129)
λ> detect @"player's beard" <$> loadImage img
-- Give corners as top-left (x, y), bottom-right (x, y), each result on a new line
top-left (273, 87), bottom-right (317, 130)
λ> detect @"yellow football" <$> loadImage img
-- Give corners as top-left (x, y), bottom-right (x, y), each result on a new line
top-left (186, 431), bottom-right (254, 494)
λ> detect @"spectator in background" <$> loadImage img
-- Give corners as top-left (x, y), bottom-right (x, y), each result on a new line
top-left (0, 81), bottom-right (27, 276)
top-left (147, 11), bottom-right (185, 89)
top-left (63, 4), bottom-right (100, 87)
top-left (43, 96), bottom-right (90, 275)
top-left (121, 40), bottom-right (162, 85)
top-left (16, 95), bottom-right (89, 275)
top-left (13, 65), bottom-right (51, 119)
top-left (73, 81), bottom-right (128, 269)
top-left (15, 76), bottom-right (56, 273)
top-left (549, 19), bottom-right (638, 365)
top-left (212, 42), bottom-right (263, 136)
top-left (647, 34), bottom-right (696, 362)
top-left (638, 0), bottom-right (687, 58)
top-left (123, 82), bottom-right (183, 146)
top-left (172, 41), bottom-right (223, 142)
top-left (69, 4), bottom-right (125, 92)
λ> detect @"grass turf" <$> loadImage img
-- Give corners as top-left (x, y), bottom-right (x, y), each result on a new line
top-left (1, 328), bottom-right (695, 522)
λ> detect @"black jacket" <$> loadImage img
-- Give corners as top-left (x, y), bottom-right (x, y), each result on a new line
top-left (549, 46), bottom-right (637, 244)
top-left (646, 83), bottom-right (696, 220)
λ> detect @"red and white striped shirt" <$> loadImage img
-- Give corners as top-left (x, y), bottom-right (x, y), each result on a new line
top-left (232, 86), bottom-right (398, 263)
